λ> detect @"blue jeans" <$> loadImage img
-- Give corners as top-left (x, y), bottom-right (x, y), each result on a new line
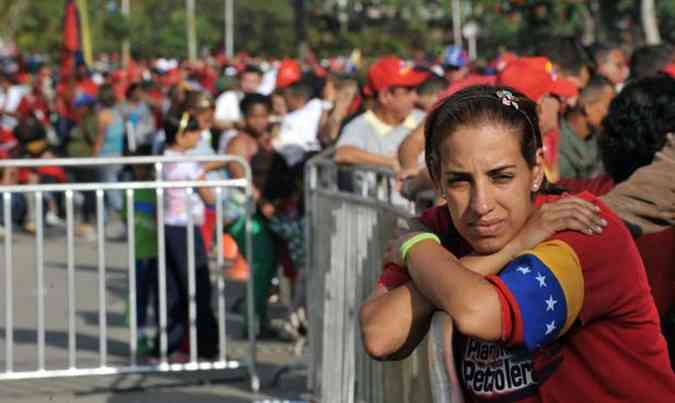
top-left (0, 193), bottom-right (26, 227)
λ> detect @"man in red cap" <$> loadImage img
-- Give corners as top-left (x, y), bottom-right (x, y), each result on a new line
top-left (335, 56), bottom-right (428, 176)
top-left (498, 57), bottom-right (578, 183)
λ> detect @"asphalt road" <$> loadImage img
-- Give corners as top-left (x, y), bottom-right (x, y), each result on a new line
top-left (0, 227), bottom-right (310, 403)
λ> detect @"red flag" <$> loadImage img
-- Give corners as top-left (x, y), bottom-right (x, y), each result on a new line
top-left (61, 0), bottom-right (81, 77)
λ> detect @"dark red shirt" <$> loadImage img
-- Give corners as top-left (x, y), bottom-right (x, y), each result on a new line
top-left (379, 192), bottom-right (675, 402)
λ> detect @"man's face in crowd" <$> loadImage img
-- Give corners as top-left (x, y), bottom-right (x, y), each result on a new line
top-left (382, 86), bottom-right (418, 122)
top-left (271, 93), bottom-right (287, 117)
top-left (244, 103), bottom-right (270, 137)
top-left (240, 72), bottom-right (262, 94)
top-left (584, 86), bottom-right (615, 132)
top-left (537, 95), bottom-right (561, 134)
top-left (444, 66), bottom-right (469, 83)
top-left (598, 49), bottom-right (629, 86)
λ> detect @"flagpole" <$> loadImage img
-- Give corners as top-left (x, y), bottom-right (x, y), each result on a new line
top-left (225, 0), bottom-right (234, 59)
top-left (122, 0), bottom-right (130, 68)
top-left (76, 0), bottom-right (93, 66)
top-left (186, 0), bottom-right (197, 62)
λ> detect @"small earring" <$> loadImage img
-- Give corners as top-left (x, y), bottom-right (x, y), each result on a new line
top-left (532, 183), bottom-right (540, 191)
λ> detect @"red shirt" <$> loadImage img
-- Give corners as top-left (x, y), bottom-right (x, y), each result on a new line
top-left (559, 175), bottom-right (675, 318)
top-left (380, 192), bottom-right (675, 402)
top-left (17, 91), bottom-right (51, 125)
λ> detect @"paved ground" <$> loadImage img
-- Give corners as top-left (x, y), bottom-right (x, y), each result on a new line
top-left (0, 227), bottom-right (311, 403)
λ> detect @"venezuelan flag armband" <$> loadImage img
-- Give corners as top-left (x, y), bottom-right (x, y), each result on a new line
top-left (487, 240), bottom-right (584, 352)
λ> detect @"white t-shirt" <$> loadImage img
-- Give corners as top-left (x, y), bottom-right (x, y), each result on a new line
top-left (258, 68), bottom-right (277, 95)
top-left (336, 108), bottom-right (425, 157)
top-left (214, 90), bottom-right (242, 125)
top-left (162, 149), bottom-right (206, 226)
top-left (336, 109), bottom-right (425, 207)
top-left (272, 98), bottom-right (324, 166)
top-left (0, 85), bottom-right (27, 130)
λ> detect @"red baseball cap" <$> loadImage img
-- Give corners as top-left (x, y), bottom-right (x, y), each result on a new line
top-left (367, 56), bottom-right (429, 92)
top-left (276, 58), bottom-right (302, 89)
top-left (498, 57), bottom-right (578, 102)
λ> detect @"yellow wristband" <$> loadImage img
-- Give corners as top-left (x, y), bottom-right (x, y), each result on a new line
top-left (400, 232), bottom-right (441, 263)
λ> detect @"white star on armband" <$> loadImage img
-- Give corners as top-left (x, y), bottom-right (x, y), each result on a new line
top-left (516, 266), bottom-right (531, 275)
top-left (535, 273), bottom-right (547, 287)
top-left (545, 295), bottom-right (558, 311)
top-left (545, 321), bottom-right (557, 335)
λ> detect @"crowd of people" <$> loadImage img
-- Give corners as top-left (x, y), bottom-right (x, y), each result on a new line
top-left (355, 40), bottom-right (675, 401)
top-left (0, 36), bottom-right (673, 379)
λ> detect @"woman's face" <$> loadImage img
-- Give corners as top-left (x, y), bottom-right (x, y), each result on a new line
top-left (437, 122), bottom-right (543, 254)
top-left (177, 128), bottom-right (201, 150)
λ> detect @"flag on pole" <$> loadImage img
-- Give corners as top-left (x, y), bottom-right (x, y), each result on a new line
top-left (61, 0), bottom-right (84, 77)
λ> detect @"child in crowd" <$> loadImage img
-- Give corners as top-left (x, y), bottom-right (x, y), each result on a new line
top-left (121, 145), bottom-right (158, 355)
top-left (157, 111), bottom-right (220, 360)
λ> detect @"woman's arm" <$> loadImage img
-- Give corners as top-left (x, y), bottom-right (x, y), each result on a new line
top-left (93, 110), bottom-right (111, 156)
top-left (398, 124), bottom-right (425, 171)
top-left (359, 281), bottom-right (435, 361)
top-left (407, 241), bottom-right (503, 341)
top-left (196, 185), bottom-right (215, 205)
top-left (362, 195), bottom-right (606, 356)
top-left (225, 134), bottom-right (250, 179)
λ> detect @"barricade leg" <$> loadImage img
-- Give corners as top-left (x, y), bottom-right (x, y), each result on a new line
top-left (3, 192), bottom-right (14, 373)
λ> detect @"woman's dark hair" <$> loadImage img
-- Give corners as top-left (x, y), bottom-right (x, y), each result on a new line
top-left (240, 93), bottom-right (272, 116)
top-left (125, 82), bottom-right (143, 100)
top-left (424, 85), bottom-right (555, 193)
top-left (98, 84), bottom-right (117, 108)
top-left (163, 111), bottom-right (200, 146)
top-left (600, 75), bottom-right (675, 183)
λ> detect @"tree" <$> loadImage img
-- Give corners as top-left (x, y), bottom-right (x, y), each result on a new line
top-left (0, 0), bottom-right (670, 63)
top-left (641, 0), bottom-right (661, 45)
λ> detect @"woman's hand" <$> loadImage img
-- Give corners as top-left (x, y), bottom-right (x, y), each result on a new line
top-left (512, 195), bottom-right (607, 252)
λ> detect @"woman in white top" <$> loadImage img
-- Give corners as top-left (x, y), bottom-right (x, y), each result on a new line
top-left (157, 111), bottom-right (220, 360)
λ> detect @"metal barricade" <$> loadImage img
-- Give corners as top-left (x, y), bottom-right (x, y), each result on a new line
top-left (305, 148), bottom-right (437, 403)
top-left (0, 155), bottom-right (259, 391)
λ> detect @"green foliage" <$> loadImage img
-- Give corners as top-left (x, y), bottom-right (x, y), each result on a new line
top-left (0, 0), bottom-right (671, 63)
top-left (657, 0), bottom-right (675, 42)
top-left (104, 12), bottom-right (130, 41)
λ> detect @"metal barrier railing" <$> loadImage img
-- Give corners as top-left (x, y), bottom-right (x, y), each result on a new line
top-left (305, 148), bottom-right (440, 403)
top-left (0, 155), bottom-right (259, 391)
top-left (305, 149), bottom-right (465, 402)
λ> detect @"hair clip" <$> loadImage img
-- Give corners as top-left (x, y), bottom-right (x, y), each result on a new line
top-left (496, 90), bottom-right (519, 110)
top-left (177, 112), bottom-right (190, 136)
